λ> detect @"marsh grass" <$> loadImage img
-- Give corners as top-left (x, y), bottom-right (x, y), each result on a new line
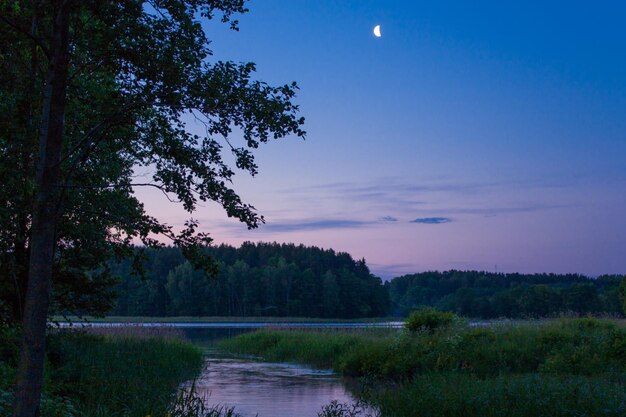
top-left (218, 318), bottom-right (626, 417)
top-left (374, 373), bottom-right (626, 417)
top-left (72, 323), bottom-right (186, 339)
top-left (46, 328), bottom-right (205, 416)
top-left (0, 325), bottom-right (240, 417)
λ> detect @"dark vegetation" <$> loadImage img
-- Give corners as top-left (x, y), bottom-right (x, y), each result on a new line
top-left (218, 317), bottom-right (626, 417)
top-left (404, 308), bottom-right (456, 332)
top-left (98, 244), bottom-right (624, 319)
top-left (108, 243), bottom-right (390, 319)
top-left (0, 326), bottom-right (235, 417)
top-left (1, 0), bottom-right (306, 413)
top-left (388, 270), bottom-right (624, 318)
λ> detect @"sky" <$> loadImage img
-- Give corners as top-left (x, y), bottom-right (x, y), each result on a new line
top-left (138, 0), bottom-right (626, 279)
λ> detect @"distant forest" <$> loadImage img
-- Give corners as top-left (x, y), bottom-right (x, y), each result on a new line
top-left (110, 242), bottom-right (390, 318)
top-left (108, 243), bottom-right (624, 319)
top-left (388, 271), bottom-right (623, 318)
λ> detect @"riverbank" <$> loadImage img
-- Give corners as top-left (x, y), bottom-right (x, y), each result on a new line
top-left (54, 315), bottom-right (397, 324)
top-left (0, 326), bottom-right (214, 416)
top-left (217, 318), bottom-right (626, 417)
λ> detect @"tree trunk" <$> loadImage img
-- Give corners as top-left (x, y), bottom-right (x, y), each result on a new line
top-left (12, 7), bottom-right (41, 323)
top-left (13, 2), bottom-right (71, 416)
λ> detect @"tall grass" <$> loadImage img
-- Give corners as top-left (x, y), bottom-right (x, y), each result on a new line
top-left (48, 330), bottom-right (204, 416)
top-left (218, 318), bottom-right (626, 417)
top-left (374, 373), bottom-right (626, 417)
top-left (219, 318), bottom-right (625, 378)
top-left (1, 326), bottom-right (241, 417)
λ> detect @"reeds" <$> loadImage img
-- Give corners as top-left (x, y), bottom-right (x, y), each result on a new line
top-left (68, 323), bottom-right (186, 340)
top-left (219, 318), bottom-right (626, 417)
top-left (0, 325), bottom-right (218, 417)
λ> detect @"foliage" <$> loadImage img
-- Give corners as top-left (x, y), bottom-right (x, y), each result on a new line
top-left (3, 0), bottom-right (305, 409)
top-left (387, 271), bottom-right (624, 318)
top-left (168, 382), bottom-right (242, 417)
top-left (108, 243), bottom-right (390, 318)
top-left (0, 0), bottom-right (305, 323)
top-left (0, 326), bottom-right (219, 416)
top-left (619, 275), bottom-right (626, 314)
top-left (317, 400), bottom-right (379, 417)
top-left (404, 308), bottom-right (456, 333)
top-left (372, 373), bottom-right (626, 417)
top-left (219, 319), bottom-right (626, 416)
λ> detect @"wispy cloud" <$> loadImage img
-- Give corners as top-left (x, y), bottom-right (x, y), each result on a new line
top-left (277, 176), bottom-right (577, 218)
top-left (208, 214), bottom-right (411, 236)
top-left (379, 216), bottom-right (398, 222)
top-left (409, 204), bottom-right (569, 217)
top-left (410, 217), bottom-right (452, 224)
top-left (262, 219), bottom-right (371, 233)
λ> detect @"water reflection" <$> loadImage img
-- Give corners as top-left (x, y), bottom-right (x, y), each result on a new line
top-left (180, 327), bottom-right (367, 417)
top-left (193, 356), bottom-right (355, 417)
top-left (57, 323), bottom-right (384, 416)
top-left (180, 327), bottom-right (254, 346)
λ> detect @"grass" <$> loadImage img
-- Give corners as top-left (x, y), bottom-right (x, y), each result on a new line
top-left (373, 373), bottom-right (626, 417)
top-left (0, 325), bottom-right (240, 417)
top-left (217, 317), bottom-right (626, 417)
top-left (49, 330), bottom-right (203, 416)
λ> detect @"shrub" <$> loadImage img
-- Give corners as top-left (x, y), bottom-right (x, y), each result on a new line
top-left (405, 308), bottom-right (456, 333)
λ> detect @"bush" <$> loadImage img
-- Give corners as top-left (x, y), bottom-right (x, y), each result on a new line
top-left (405, 308), bottom-right (456, 333)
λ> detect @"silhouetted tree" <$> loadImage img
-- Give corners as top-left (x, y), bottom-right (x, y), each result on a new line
top-left (1, 1), bottom-right (305, 414)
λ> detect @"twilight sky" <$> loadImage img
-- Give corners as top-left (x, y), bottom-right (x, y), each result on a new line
top-left (138, 0), bottom-right (626, 279)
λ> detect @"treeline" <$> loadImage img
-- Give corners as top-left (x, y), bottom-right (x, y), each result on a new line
top-left (109, 242), bottom-right (390, 318)
top-left (105, 243), bottom-right (623, 319)
top-left (387, 271), bottom-right (624, 318)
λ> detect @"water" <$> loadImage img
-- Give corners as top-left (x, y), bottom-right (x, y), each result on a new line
top-left (59, 322), bottom-right (395, 416)
top-left (62, 321), bottom-right (403, 329)
top-left (179, 326), bottom-right (378, 417)
top-left (192, 355), bottom-right (356, 417)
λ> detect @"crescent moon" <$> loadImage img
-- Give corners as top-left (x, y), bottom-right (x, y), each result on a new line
top-left (373, 25), bottom-right (381, 38)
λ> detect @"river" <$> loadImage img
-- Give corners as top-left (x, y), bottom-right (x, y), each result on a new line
top-left (60, 321), bottom-right (399, 416)
top-left (179, 324), bottom-right (392, 417)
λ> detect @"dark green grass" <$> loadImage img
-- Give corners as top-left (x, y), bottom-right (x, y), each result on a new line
top-left (374, 373), bottom-right (625, 417)
top-left (48, 330), bottom-right (204, 416)
top-left (218, 318), bottom-right (626, 417)
top-left (218, 318), bottom-right (625, 378)
top-left (0, 326), bottom-right (233, 417)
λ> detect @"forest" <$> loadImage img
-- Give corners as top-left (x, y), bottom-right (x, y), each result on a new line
top-left (98, 243), bottom-right (624, 319)
top-left (387, 270), bottom-right (623, 318)
top-left (108, 242), bottom-right (391, 318)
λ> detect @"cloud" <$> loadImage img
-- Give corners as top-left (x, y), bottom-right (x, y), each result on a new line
top-left (410, 217), bottom-right (452, 224)
top-left (262, 219), bottom-right (371, 233)
top-left (379, 216), bottom-right (398, 222)
top-left (277, 176), bottom-right (576, 218)
top-left (409, 204), bottom-right (570, 217)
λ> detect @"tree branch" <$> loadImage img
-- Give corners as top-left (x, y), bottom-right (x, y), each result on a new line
top-left (0, 14), bottom-right (50, 59)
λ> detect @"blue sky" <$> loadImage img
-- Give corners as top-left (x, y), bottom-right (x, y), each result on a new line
top-left (140, 1), bottom-right (626, 278)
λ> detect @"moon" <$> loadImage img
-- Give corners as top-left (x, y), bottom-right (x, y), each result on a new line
top-left (373, 25), bottom-right (381, 38)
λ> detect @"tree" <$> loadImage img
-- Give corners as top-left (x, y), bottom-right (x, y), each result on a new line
top-left (619, 275), bottom-right (626, 314)
top-left (321, 271), bottom-right (340, 318)
top-left (563, 283), bottom-right (599, 314)
top-left (0, 1), bottom-right (305, 415)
